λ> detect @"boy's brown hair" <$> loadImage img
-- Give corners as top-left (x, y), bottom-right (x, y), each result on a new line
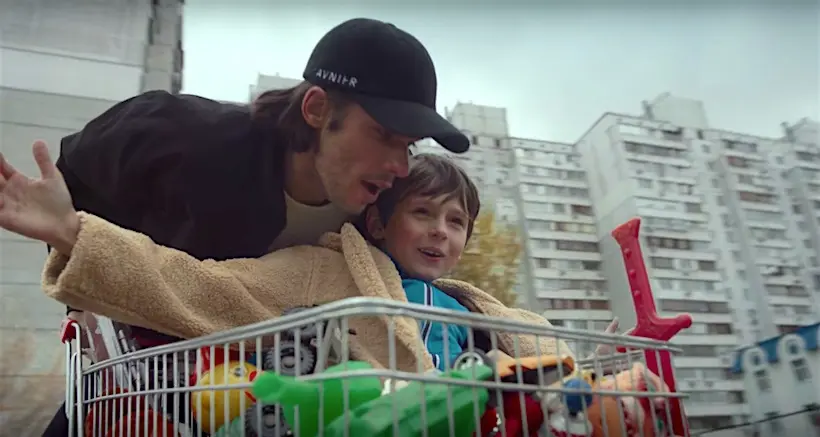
top-left (369, 153), bottom-right (481, 239)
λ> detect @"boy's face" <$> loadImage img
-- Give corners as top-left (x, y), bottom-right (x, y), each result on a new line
top-left (373, 194), bottom-right (470, 281)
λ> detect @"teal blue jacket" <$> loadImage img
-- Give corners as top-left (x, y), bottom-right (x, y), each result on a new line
top-left (399, 275), bottom-right (470, 370)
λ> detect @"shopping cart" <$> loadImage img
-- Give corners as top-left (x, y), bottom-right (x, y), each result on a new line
top-left (59, 217), bottom-right (693, 437)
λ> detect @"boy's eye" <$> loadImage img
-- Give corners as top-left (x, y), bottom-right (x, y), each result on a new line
top-left (449, 217), bottom-right (466, 227)
top-left (413, 207), bottom-right (430, 216)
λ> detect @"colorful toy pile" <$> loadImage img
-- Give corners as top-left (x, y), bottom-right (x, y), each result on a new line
top-left (190, 352), bottom-right (681, 437)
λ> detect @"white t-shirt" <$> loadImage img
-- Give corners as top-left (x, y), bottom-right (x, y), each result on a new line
top-left (269, 191), bottom-right (354, 251)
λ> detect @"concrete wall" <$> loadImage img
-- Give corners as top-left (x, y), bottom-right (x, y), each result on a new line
top-left (0, 90), bottom-right (127, 436)
top-left (0, 1), bottom-right (182, 434)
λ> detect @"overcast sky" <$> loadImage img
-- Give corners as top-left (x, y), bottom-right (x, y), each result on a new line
top-left (181, 0), bottom-right (819, 143)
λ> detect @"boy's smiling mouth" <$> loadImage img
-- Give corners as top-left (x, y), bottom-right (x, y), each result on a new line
top-left (419, 247), bottom-right (444, 258)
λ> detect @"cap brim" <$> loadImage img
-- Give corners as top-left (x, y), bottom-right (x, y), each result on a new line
top-left (352, 94), bottom-right (470, 153)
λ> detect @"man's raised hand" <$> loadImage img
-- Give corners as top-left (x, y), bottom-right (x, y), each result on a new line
top-left (0, 141), bottom-right (80, 253)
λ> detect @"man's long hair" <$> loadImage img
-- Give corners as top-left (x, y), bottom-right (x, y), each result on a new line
top-left (251, 81), bottom-right (351, 152)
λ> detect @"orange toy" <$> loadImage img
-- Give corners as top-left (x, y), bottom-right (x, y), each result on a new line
top-left (585, 363), bottom-right (672, 437)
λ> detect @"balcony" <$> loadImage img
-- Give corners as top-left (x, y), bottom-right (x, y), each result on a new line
top-left (532, 268), bottom-right (604, 281)
top-left (724, 147), bottom-right (765, 162)
top-left (642, 227), bottom-right (712, 241)
top-left (521, 192), bottom-right (592, 206)
top-left (744, 220), bottom-right (787, 231)
top-left (529, 248), bottom-right (601, 262)
top-left (527, 229), bottom-right (599, 242)
top-left (674, 333), bottom-right (739, 347)
top-left (618, 132), bottom-right (689, 151)
top-left (684, 403), bottom-right (750, 418)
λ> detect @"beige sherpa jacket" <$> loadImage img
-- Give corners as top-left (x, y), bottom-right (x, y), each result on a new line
top-left (42, 213), bottom-right (573, 372)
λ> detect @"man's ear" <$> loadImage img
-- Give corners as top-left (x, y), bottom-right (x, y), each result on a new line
top-left (365, 206), bottom-right (386, 240)
top-left (301, 86), bottom-right (329, 129)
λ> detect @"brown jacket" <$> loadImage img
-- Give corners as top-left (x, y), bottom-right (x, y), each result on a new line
top-left (42, 213), bottom-right (573, 372)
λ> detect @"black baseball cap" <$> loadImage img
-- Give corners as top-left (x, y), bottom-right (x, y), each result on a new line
top-left (303, 18), bottom-right (470, 154)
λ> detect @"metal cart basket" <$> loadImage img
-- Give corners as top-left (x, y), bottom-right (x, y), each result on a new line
top-left (63, 298), bottom-right (690, 437)
top-left (60, 218), bottom-right (692, 437)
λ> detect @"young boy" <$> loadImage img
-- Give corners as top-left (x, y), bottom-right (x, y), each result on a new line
top-left (360, 153), bottom-right (480, 370)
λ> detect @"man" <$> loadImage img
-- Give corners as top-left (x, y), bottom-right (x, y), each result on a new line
top-left (39, 17), bottom-right (468, 436)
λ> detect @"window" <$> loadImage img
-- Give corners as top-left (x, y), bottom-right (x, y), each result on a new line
top-left (738, 191), bottom-right (776, 204)
top-left (755, 370), bottom-right (771, 391)
top-left (624, 141), bottom-right (687, 158)
top-left (660, 300), bottom-right (729, 313)
top-left (707, 323), bottom-right (733, 335)
top-left (765, 412), bottom-right (783, 433)
top-left (792, 358), bottom-right (811, 381)
top-left (543, 299), bottom-right (610, 310)
top-left (727, 156), bottom-right (750, 168)
top-left (650, 257), bottom-right (675, 269)
top-left (618, 124), bottom-right (649, 136)
top-left (582, 261), bottom-right (600, 270)
top-left (646, 237), bottom-right (696, 251)
top-left (737, 174), bottom-right (754, 184)
top-left (555, 240), bottom-right (599, 252)
top-left (680, 345), bottom-right (717, 357)
top-left (527, 220), bottom-right (596, 234)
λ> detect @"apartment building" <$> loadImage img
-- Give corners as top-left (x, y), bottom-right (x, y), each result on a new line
top-left (412, 104), bottom-right (522, 226)
top-left (510, 139), bottom-right (613, 356)
top-left (415, 104), bottom-right (614, 356)
top-left (248, 73), bottom-right (302, 101)
top-left (0, 0), bottom-right (184, 432)
top-left (730, 322), bottom-right (819, 436)
top-left (237, 73), bottom-right (820, 433)
top-left (780, 118), bottom-right (820, 312)
top-left (576, 105), bottom-right (747, 434)
top-left (575, 93), bottom-right (819, 434)
top-left (703, 128), bottom-right (818, 341)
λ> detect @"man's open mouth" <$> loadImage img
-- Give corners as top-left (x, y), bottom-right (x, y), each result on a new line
top-left (362, 181), bottom-right (380, 196)
top-left (362, 180), bottom-right (392, 197)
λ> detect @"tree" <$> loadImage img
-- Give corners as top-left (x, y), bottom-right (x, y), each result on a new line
top-left (448, 210), bottom-right (523, 307)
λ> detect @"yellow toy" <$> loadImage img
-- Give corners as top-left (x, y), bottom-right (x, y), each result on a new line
top-left (190, 347), bottom-right (259, 432)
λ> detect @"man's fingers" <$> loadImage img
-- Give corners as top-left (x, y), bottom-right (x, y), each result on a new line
top-left (32, 141), bottom-right (57, 179)
top-left (604, 317), bottom-right (620, 334)
top-left (0, 152), bottom-right (17, 180)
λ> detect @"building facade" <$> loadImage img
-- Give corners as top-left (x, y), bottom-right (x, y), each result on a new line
top-left (574, 107), bottom-right (748, 434)
top-left (248, 73), bottom-right (302, 101)
top-left (412, 97), bottom-right (818, 435)
top-left (730, 323), bottom-right (819, 437)
top-left (0, 0), bottom-right (184, 433)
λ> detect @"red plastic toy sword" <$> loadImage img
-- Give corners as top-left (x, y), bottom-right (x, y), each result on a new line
top-left (611, 217), bottom-right (692, 437)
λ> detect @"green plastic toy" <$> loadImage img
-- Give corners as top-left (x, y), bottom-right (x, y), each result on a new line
top-left (325, 364), bottom-right (493, 437)
top-left (211, 416), bottom-right (243, 437)
top-left (252, 361), bottom-right (493, 437)
top-left (252, 361), bottom-right (383, 437)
